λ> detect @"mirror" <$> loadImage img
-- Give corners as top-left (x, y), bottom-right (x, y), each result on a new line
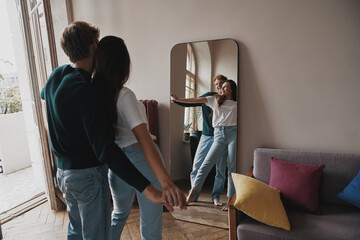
top-left (169, 39), bottom-right (238, 227)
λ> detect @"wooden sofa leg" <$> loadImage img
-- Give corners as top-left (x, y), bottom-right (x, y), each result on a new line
top-left (228, 167), bottom-right (253, 240)
top-left (228, 194), bottom-right (237, 240)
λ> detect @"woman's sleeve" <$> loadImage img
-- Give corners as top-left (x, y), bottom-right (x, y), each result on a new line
top-left (117, 89), bottom-right (147, 130)
top-left (79, 86), bottom-right (150, 192)
top-left (205, 96), bottom-right (216, 109)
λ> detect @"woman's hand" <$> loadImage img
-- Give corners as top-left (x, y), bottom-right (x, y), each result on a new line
top-left (170, 93), bottom-right (178, 103)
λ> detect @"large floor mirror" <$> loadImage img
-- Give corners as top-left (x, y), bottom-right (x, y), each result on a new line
top-left (170, 39), bottom-right (238, 228)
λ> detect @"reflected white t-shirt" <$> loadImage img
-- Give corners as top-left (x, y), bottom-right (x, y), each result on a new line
top-left (205, 96), bottom-right (237, 127)
top-left (114, 87), bottom-right (155, 148)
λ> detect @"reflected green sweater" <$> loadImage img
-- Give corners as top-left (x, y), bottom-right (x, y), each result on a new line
top-left (40, 65), bottom-right (150, 192)
top-left (175, 92), bottom-right (217, 136)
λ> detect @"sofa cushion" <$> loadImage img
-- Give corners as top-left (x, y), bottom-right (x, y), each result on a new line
top-left (253, 148), bottom-right (360, 206)
top-left (232, 173), bottom-right (290, 230)
top-left (337, 170), bottom-right (360, 208)
top-left (237, 204), bottom-right (360, 240)
top-left (269, 157), bottom-right (325, 214)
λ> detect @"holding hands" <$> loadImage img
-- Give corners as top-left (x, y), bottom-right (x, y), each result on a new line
top-left (142, 182), bottom-right (186, 212)
top-left (161, 180), bottom-right (187, 211)
top-left (170, 93), bottom-right (178, 103)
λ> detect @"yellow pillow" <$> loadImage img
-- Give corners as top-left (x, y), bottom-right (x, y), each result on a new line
top-left (232, 173), bottom-right (291, 230)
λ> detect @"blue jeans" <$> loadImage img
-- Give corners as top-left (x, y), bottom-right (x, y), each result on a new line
top-left (193, 126), bottom-right (237, 198)
top-left (190, 135), bottom-right (227, 201)
top-left (57, 165), bottom-right (111, 240)
top-left (108, 144), bottom-right (163, 240)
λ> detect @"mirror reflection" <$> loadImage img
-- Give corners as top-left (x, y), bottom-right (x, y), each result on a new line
top-left (170, 39), bottom-right (238, 226)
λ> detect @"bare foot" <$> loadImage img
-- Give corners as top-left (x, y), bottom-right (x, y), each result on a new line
top-left (221, 204), bottom-right (229, 211)
top-left (213, 199), bottom-right (223, 206)
top-left (186, 189), bottom-right (197, 204)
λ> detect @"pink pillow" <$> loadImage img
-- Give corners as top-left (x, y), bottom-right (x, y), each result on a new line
top-left (269, 157), bottom-right (325, 214)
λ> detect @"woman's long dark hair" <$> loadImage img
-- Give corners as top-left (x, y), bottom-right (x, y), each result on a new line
top-left (93, 36), bottom-right (130, 135)
top-left (217, 79), bottom-right (237, 107)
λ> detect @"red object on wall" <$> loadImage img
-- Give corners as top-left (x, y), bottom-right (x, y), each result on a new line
top-left (132, 99), bottom-right (159, 204)
top-left (140, 100), bottom-right (160, 146)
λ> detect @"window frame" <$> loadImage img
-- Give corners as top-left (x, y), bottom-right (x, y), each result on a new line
top-left (184, 43), bottom-right (199, 133)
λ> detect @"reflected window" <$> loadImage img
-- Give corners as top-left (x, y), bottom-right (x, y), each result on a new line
top-left (184, 44), bottom-right (196, 133)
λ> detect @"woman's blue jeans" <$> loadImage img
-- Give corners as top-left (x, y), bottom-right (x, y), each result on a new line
top-left (192, 126), bottom-right (237, 198)
top-left (57, 165), bottom-right (111, 240)
top-left (108, 144), bottom-right (163, 240)
top-left (190, 135), bottom-right (227, 201)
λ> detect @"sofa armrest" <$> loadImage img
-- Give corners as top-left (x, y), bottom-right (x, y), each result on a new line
top-left (228, 167), bottom-right (253, 239)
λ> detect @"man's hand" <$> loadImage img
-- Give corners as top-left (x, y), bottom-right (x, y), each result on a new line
top-left (142, 184), bottom-right (174, 212)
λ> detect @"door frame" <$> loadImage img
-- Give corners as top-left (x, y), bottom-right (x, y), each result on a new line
top-left (16, 0), bottom-right (64, 210)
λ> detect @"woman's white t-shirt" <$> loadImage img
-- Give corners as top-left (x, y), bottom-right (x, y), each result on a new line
top-left (205, 96), bottom-right (237, 127)
top-left (114, 87), bottom-right (154, 148)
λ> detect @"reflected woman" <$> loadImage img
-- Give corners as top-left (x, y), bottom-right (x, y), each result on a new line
top-left (173, 74), bottom-right (228, 206)
top-left (171, 80), bottom-right (237, 211)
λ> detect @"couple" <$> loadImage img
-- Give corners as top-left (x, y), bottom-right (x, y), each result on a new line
top-left (171, 75), bottom-right (237, 211)
top-left (41, 21), bottom-right (186, 240)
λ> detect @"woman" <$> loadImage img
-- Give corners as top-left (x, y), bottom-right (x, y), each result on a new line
top-left (93, 36), bottom-right (186, 240)
top-left (171, 79), bottom-right (237, 211)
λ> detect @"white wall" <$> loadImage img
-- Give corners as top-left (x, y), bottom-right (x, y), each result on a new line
top-left (0, 112), bottom-right (31, 174)
top-left (66, 0), bottom-right (360, 175)
top-left (209, 40), bottom-right (238, 85)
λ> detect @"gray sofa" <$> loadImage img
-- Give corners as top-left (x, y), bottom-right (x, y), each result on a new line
top-left (229, 148), bottom-right (360, 240)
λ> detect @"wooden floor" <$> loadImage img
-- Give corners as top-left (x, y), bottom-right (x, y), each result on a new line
top-left (1, 194), bottom-right (229, 240)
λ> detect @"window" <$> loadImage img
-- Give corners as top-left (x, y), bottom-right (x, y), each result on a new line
top-left (15, 0), bottom-right (62, 210)
top-left (184, 43), bottom-right (202, 134)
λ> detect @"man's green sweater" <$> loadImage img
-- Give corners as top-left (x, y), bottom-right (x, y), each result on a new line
top-left (175, 92), bottom-right (217, 136)
top-left (41, 65), bottom-right (150, 192)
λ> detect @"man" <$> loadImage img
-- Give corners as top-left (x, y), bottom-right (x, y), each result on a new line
top-left (41, 21), bottom-right (182, 240)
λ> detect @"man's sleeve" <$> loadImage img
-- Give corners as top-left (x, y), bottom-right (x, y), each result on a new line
top-left (40, 87), bottom-right (45, 100)
top-left (174, 92), bottom-right (217, 107)
top-left (79, 86), bottom-right (150, 192)
top-left (174, 101), bottom-right (202, 107)
top-left (119, 89), bottom-right (147, 130)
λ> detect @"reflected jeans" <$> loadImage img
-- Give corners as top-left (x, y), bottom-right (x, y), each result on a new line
top-left (193, 126), bottom-right (237, 198)
top-left (190, 135), bottom-right (227, 201)
top-left (57, 165), bottom-right (111, 240)
top-left (108, 144), bottom-right (163, 240)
